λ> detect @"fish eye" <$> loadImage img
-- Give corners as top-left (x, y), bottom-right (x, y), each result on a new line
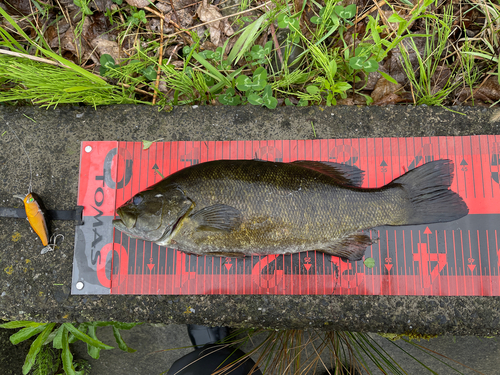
top-left (133, 196), bottom-right (143, 205)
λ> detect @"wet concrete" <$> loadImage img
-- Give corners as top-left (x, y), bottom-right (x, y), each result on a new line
top-left (0, 105), bottom-right (500, 337)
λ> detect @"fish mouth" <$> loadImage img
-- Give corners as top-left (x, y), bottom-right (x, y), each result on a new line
top-left (115, 208), bottom-right (136, 229)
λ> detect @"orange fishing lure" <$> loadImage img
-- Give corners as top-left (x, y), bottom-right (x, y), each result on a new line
top-left (14, 193), bottom-right (49, 246)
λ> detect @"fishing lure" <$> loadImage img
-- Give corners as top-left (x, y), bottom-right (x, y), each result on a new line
top-left (13, 193), bottom-right (49, 246)
top-left (6, 123), bottom-right (51, 247)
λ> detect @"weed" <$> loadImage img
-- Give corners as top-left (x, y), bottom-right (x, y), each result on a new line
top-left (399, 7), bottom-right (461, 106)
top-left (0, 321), bottom-right (141, 375)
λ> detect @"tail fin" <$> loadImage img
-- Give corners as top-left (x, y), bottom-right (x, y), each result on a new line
top-left (392, 160), bottom-right (468, 225)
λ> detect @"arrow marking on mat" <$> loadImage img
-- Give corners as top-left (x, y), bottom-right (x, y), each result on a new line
top-left (152, 164), bottom-right (164, 178)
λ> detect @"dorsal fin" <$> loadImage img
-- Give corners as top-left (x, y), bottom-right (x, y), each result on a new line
top-left (291, 161), bottom-right (364, 187)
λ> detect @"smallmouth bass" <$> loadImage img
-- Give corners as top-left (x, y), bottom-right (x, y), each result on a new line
top-left (113, 159), bottom-right (468, 261)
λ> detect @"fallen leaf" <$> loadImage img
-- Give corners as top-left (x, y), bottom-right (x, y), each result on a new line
top-left (372, 93), bottom-right (404, 106)
top-left (84, 12), bottom-right (112, 41)
top-left (337, 95), bottom-right (366, 105)
top-left (474, 76), bottom-right (500, 101)
top-left (197, 0), bottom-right (234, 47)
top-left (385, 35), bottom-right (426, 85)
top-left (124, 0), bottom-right (150, 8)
top-left (142, 139), bottom-right (164, 150)
top-left (371, 77), bottom-right (402, 102)
top-left (4, 0), bottom-right (32, 15)
top-left (175, 8), bottom-right (195, 28)
top-left (92, 38), bottom-right (124, 64)
top-left (430, 66), bottom-right (452, 95)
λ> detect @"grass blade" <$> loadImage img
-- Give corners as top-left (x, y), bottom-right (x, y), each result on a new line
top-left (0, 6), bottom-right (107, 86)
top-left (227, 13), bottom-right (268, 65)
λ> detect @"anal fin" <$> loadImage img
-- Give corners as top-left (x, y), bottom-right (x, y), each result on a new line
top-left (317, 233), bottom-right (374, 261)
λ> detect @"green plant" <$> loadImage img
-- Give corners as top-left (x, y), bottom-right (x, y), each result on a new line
top-left (127, 9), bottom-right (147, 26)
top-left (73, 0), bottom-right (93, 16)
top-left (247, 84), bottom-right (278, 109)
top-left (0, 321), bottom-right (141, 375)
top-left (458, 35), bottom-right (483, 105)
top-left (245, 41), bottom-right (273, 66)
top-left (234, 67), bottom-right (277, 109)
top-left (31, 344), bottom-right (62, 375)
top-left (398, 7), bottom-right (460, 106)
top-left (218, 88), bottom-right (241, 105)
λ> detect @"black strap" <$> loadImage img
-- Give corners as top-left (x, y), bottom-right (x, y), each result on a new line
top-left (0, 206), bottom-right (84, 226)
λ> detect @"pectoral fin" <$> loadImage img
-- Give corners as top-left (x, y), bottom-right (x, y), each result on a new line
top-left (191, 204), bottom-right (242, 232)
top-left (318, 233), bottom-right (374, 261)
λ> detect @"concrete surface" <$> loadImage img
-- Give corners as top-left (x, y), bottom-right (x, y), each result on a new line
top-left (0, 105), bottom-right (500, 337)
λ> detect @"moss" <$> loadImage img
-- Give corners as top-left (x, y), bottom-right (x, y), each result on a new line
top-left (378, 331), bottom-right (438, 341)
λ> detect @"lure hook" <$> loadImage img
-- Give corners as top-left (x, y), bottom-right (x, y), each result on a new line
top-left (41, 233), bottom-right (64, 255)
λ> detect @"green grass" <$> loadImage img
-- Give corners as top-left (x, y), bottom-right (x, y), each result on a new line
top-left (1, 0), bottom-right (499, 108)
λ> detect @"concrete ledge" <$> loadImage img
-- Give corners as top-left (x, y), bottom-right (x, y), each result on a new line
top-left (1, 105), bottom-right (499, 335)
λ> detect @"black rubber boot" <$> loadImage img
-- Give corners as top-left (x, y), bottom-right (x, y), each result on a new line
top-left (167, 344), bottom-right (262, 375)
top-left (187, 324), bottom-right (229, 348)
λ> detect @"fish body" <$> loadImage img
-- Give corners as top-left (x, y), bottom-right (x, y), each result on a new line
top-left (14, 193), bottom-right (49, 246)
top-left (113, 159), bottom-right (468, 261)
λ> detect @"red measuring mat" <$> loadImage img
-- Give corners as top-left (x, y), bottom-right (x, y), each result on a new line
top-left (71, 136), bottom-right (500, 296)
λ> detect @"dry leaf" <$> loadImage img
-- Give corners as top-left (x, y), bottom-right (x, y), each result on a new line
top-left (373, 93), bottom-right (404, 106)
top-left (385, 35), bottom-right (426, 85)
top-left (197, 0), bottom-right (234, 47)
top-left (430, 66), bottom-right (452, 94)
top-left (92, 39), bottom-right (124, 63)
top-left (474, 76), bottom-right (500, 102)
top-left (371, 77), bottom-right (402, 102)
top-left (148, 18), bottom-right (174, 35)
top-left (4, 0), bottom-right (32, 15)
top-left (124, 0), bottom-right (150, 9)
top-left (338, 94), bottom-right (366, 105)
top-left (156, 3), bottom-right (172, 13)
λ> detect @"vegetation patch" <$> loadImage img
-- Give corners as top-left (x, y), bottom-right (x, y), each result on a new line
top-left (0, 0), bottom-right (499, 108)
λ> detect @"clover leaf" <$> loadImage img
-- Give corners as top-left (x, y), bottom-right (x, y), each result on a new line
top-left (235, 67), bottom-right (267, 91)
top-left (310, 8), bottom-right (340, 29)
top-left (334, 4), bottom-right (356, 19)
top-left (218, 60), bottom-right (232, 70)
top-left (218, 88), bottom-right (241, 106)
top-left (277, 13), bottom-right (300, 30)
top-left (205, 47), bottom-right (223, 60)
top-left (247, 85), bottom-right (277, 109)
top-left (349, 56), bottom-right (379, 73)
top-left (261, 84), bottom-right (277, 109)
top-left (142, 66), bottom-right (157, 80)
top-left (99, 54), bottom-right (117, 76)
